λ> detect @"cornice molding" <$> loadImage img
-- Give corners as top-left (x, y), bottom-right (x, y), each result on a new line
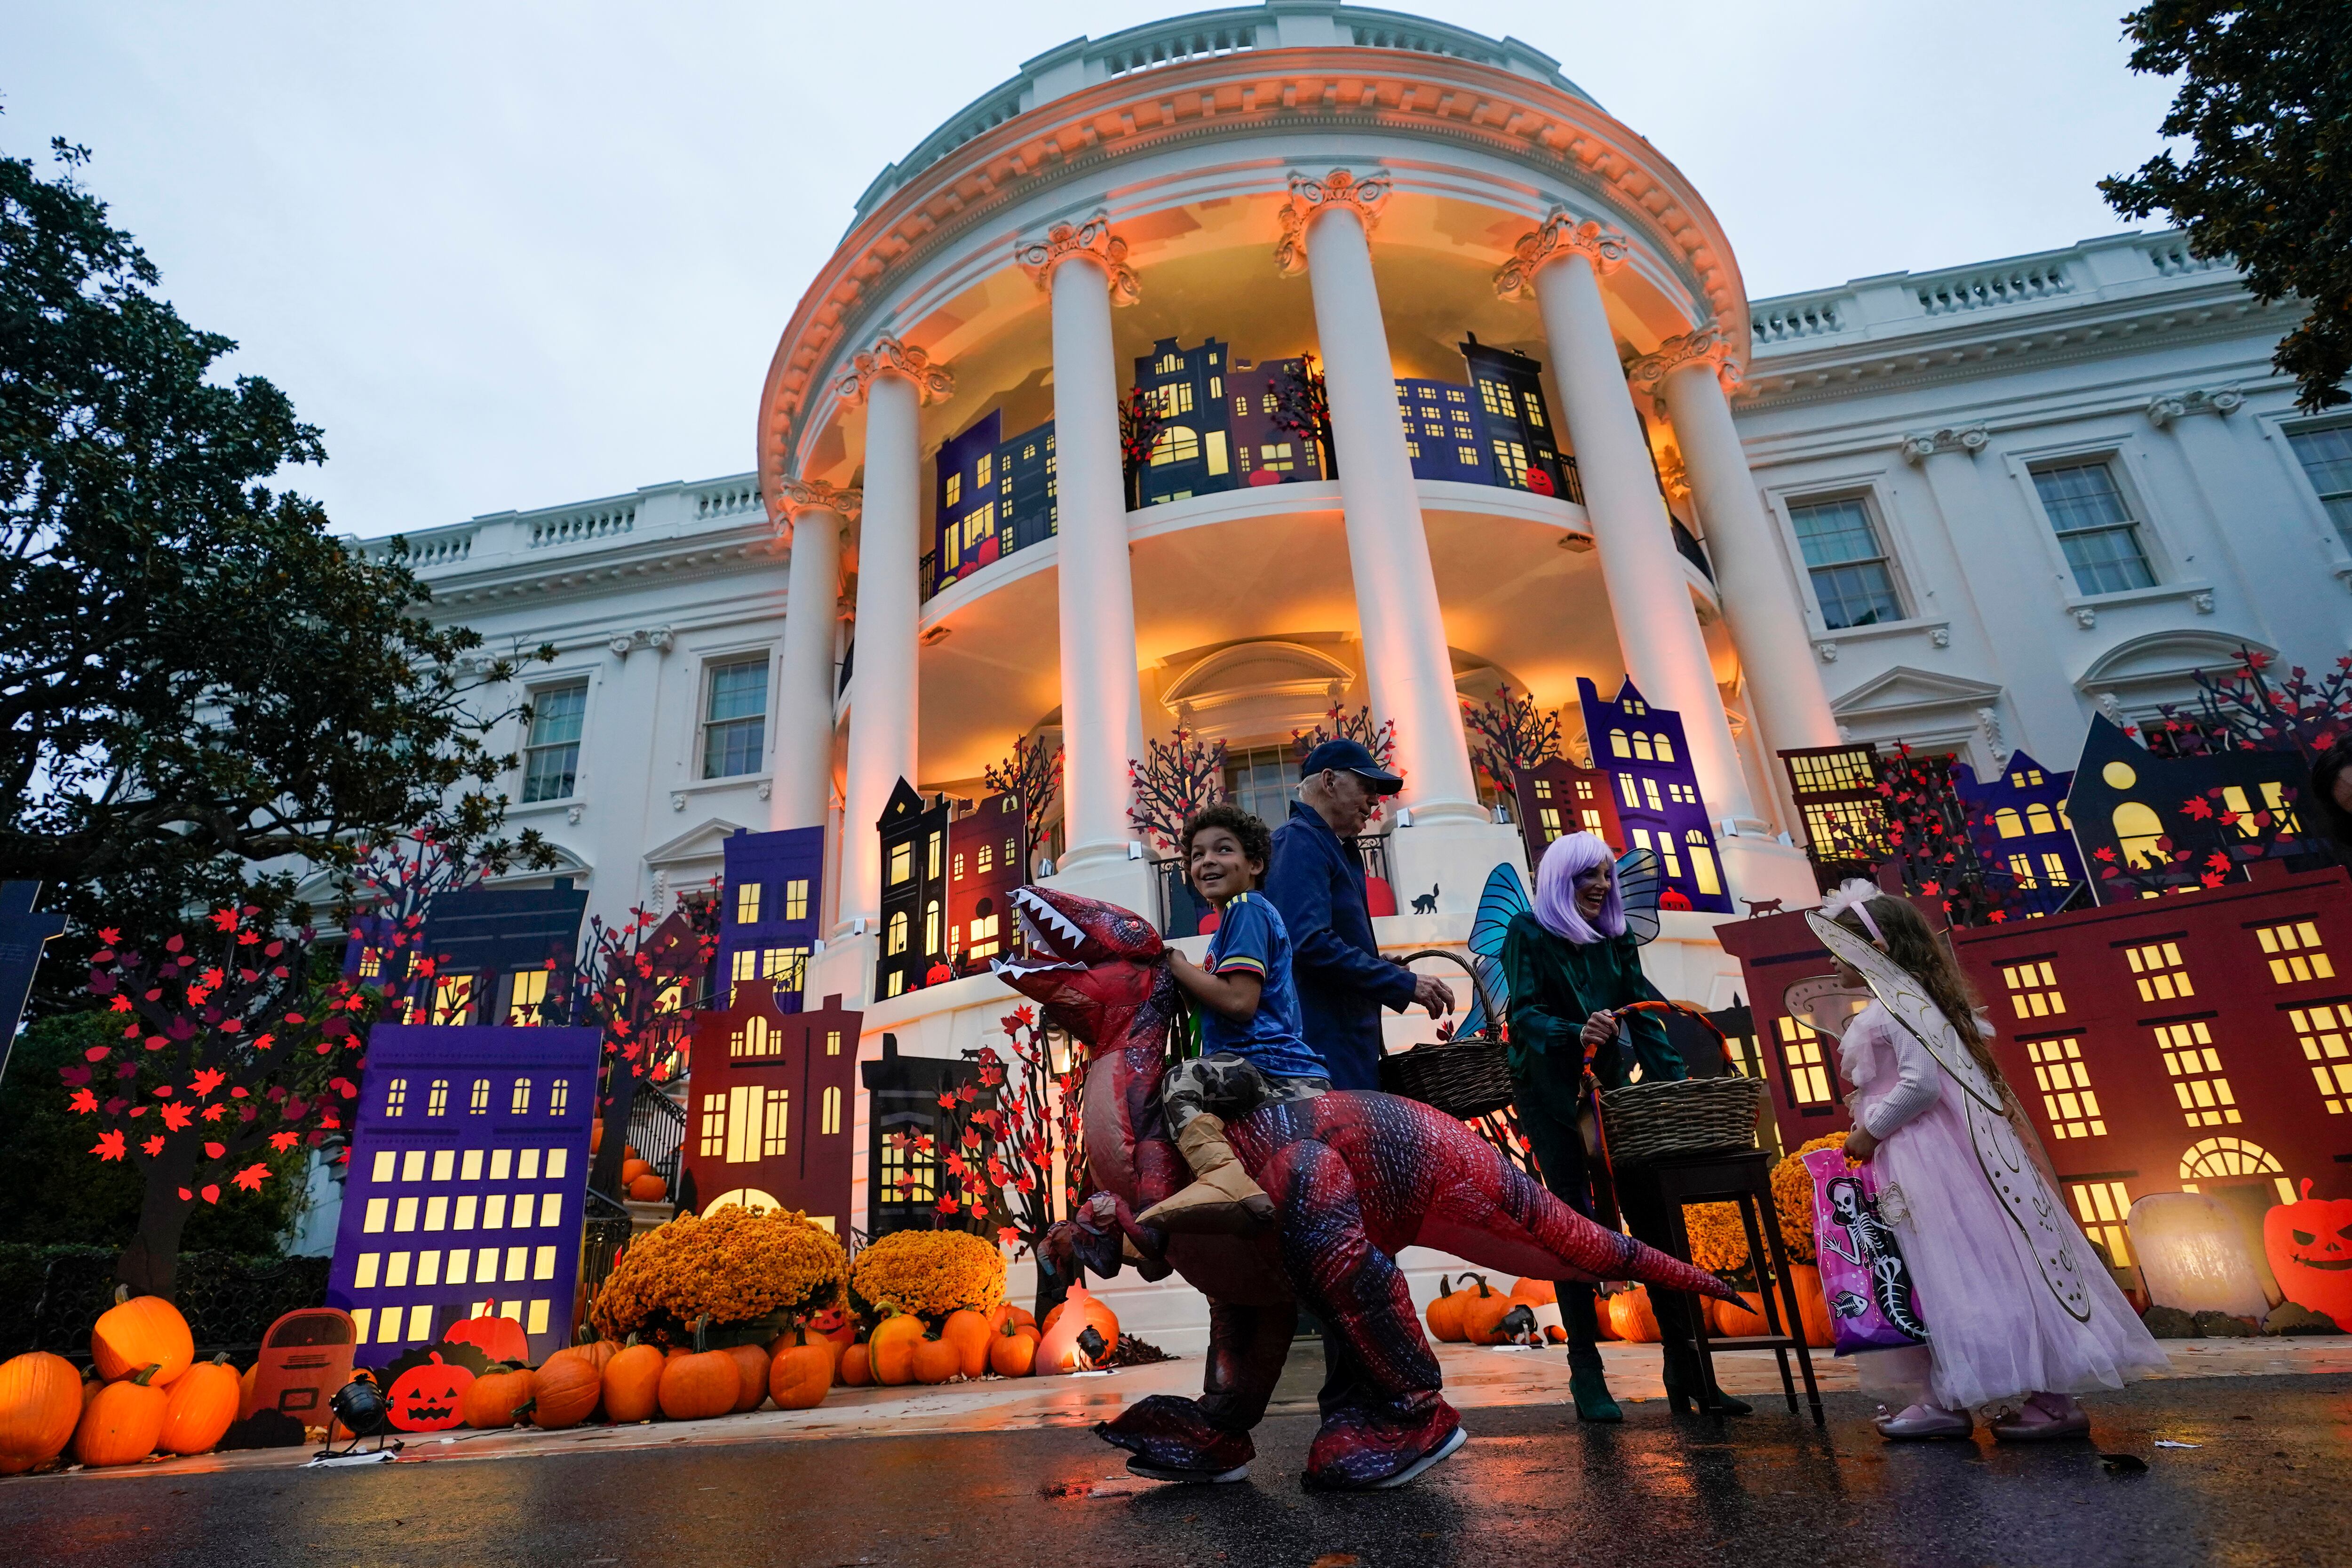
top-left (777, 477), bottom-right (864, 524)
top-left (832, 334), bottom-right (955, 407)
top-left (1492, 208), bottom-right (1630, 301)
top-left (1016, 215), bottom-right (1142, 304)
top-left (1273, 168), bottom-right (1390, 276)
top-left (755, 45), bottom-right (1749, 495)
top-left (1626, 325), bottom-right (1741, 398)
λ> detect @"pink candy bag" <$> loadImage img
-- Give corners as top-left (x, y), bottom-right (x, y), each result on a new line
top-left (1802, 1146), bottom-right (1930, 1354)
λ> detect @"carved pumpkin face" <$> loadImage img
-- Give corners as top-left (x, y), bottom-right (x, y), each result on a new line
top-left (2264, 1179), bottom-right (2352, 1325)
top-left (386, 1353), bottom-right (474, 1433)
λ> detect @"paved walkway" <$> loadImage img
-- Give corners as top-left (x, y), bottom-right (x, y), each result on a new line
top-left (17, 1333), bottom-right (2350, 1485)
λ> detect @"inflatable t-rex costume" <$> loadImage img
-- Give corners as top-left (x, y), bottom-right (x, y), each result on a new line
top-left (995, 884), bottom-right (1735, 1490)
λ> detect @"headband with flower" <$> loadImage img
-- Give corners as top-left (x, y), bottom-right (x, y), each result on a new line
top-left (1819, 877), bottom-right (1888, 947)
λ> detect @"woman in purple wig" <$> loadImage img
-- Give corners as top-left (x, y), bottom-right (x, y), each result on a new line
top-left (1502, 832), bottom-right (1748, 1421)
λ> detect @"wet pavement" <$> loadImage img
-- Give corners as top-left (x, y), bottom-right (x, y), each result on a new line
top-left (9, 1372), bottom-right (2345, 1568)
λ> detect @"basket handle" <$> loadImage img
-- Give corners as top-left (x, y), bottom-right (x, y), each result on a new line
top-left (1391, 948), bottom-right (1506, 1052)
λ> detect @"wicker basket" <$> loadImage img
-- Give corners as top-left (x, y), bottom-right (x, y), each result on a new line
top-left (1378, 950), bottom-right (1516, 1120)
top-left (1598, 1075), bottom-right (1768, 1166)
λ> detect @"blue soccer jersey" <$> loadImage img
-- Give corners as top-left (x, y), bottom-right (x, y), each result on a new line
top-left (1201, 892), bottom-right (1327, 1081)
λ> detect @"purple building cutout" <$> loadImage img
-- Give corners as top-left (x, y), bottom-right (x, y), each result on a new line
top-left (717, 826), bottom-right (826, 1012)
top-left (1577, 676), bottom-right (1732, 914)
top-left (326, 1024), bottom-right (601, 1369)
top-left (1952, 749), bottom-right (2084, 909)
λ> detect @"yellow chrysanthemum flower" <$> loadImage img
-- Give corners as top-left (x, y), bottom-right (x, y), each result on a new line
top-left (591, 1204), bottom-right (846, 1344)
top-left (847, 1227), bottom-right (1005, 1321)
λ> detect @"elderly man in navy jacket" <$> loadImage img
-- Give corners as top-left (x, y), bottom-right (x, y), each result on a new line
top-left (1264, 740), bottom-right (1453, 1091)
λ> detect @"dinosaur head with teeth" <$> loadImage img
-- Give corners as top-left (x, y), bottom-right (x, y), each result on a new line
top-left (992, 885), bottom-right (1179, 1060)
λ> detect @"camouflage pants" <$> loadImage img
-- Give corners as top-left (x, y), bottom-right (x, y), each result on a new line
top-left (1162, 1052), bottom-right (1328, 1138)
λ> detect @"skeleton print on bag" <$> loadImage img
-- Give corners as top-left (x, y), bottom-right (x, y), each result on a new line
top-left (1822, 1174), bottom-right (1931, 1343)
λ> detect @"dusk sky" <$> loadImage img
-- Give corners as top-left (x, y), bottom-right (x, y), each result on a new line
top-left (7, 1), bottom-right (2179, 539)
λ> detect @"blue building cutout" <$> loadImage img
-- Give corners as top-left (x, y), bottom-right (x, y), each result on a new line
top-left (1952, 750), bottom-right (2083, 910)
top-left (718, 826), bottom-right (826, 1011)
top-left (932, 410), bottom-right (1057, 594)
top-left (366, 880), bottom-right (590, 1027)
top-left (1576, 677), bottom-right (1731, 914)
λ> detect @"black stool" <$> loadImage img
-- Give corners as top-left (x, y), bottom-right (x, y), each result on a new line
top-left (1621, 1148), bottom-right (1824, 1425)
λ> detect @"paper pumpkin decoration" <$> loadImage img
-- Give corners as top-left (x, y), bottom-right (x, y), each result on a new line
top-left (445, 1303), bottom-right (532, 1366)
top-left (383, 1350), bottom-right (477, 1433)
top-left (2265, 1180), bottom-right (2352, 1325)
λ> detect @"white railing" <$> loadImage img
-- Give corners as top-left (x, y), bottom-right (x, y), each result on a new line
top-left (1915, 261), bottom-right (2072, 315)
top-left (694, 480), bottom-right (763, 521)
top-left (2145, 238), bottom-right (2228, 278)
top-left (381, 528), bottom-right (475, 568)
top-left (1349, 21), bottom-right (1501, 64)
top-left (528, 503), bottom-right (636, 549)
top-left (1752, 298), bottom-right (1844, 344)
top-left (1102, 23), bottom-right (1257, 77)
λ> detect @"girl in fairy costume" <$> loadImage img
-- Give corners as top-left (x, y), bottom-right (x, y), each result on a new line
top-left (1812, 882), bottom-right (2167, 1441)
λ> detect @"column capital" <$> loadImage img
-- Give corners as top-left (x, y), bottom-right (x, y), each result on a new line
top-left (776, 477), bottom-right (862, 525)
top-left (833, 334), bottom-right (954, 407)
top-left (1625, 325), bottom-right (1744, 398)
top-left (1016, 215), bottom-right (1141, 306)
top-left (1492, 209), bottom-right (1631, 300)
top-left (1274, 167), bottom-right (1391, 277)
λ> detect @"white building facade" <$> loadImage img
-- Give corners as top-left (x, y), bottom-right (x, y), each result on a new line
top-left (355, 4), bottom-right (2347, 1332)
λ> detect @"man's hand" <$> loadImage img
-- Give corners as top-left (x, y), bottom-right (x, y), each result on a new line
top-left (1579, 1009), bottom-right (1617, 1058)
top-left (1412, 972), bottom-right (1454, 1019)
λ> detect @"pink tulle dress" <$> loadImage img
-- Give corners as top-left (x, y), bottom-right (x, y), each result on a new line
top-left (1839, 1000), bottom-right (2168, 1411)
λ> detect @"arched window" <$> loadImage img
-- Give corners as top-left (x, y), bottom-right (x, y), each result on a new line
top-left (886, 910), bottom-right (909, 956)
top-left (385, 1078), bottom-right (409, 1117)
top-left (2112, 802), bottom-right (2167, 868)
top-left (821, 1086), bottom-right (842, 1136)
top-left (1609, 729), bottom-right (1631, 758)
top-left (1994, 806), bottom-right (2026, 839)
top-left (2025, 802), bottom-right (2057, 836)
top-left (1148, 425), bottom-right (1200, 467)
top-left (548, 1078), bottom-right (570, 1117)
top-left (1653, 732), bottom-right (1674, 763)
top-left (426, 1080), bottom-right (449, 1117)
top-left (469, 1078), bottom-right (490, 1114)
top-left (1686, 830), bottom-right (1721, 898)
top-left (2178, 1135), bottom-right (2293, 1204)
top-left (1631, 732), bottom-right (1655, 762)
top-left (509, 1078), bottom-right (532, 1116)
top-left (924, 900), bottom-right (941, 956)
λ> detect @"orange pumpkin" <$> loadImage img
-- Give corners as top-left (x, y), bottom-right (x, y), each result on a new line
top-left (804, 1305), bottom-right (858, 1353)
top-left (1461, 1286), bottom-right (1527, 1346)
top-left (157, 1355), bottom-right (239, 1455)
top-left (237, 1360), bottom-right (260, 1420)
top-left (91, 1290), bottom-right (193, 1387)
top-left (463, 1365), bottom-right (534, 1429)
top-left (445, 1302), bottom-right (531, 1365)
top-left (1710, 1292), bottom-right (1771, 1338)
top-left (722, 1343), bottom-right (771, 1413)
top-left (0, 1351), bottom-right (85, 1470)
top-left (768, 1332), bottom-right (834, 1410)
top-left (602, 1342), bottom-right (667, 1423)
top-left (73, 1367), bottom-right (166, 1467)
top-left (837, 1341), bottom-right (874, 1387)
top-left (1509, 1277), bottom-right (1558, 1307)
top-left (911, 1333), bottom-right (961, 1385)
top-left (620, 1157), bottom-right (654, 1186)
top-left (1607, 1286), bottom-right (1661, 1344)
top-left (1788, 1264), bottom-right (1836, 1349)
top-left (1037, 1284), bottom-right (1119, 1350)
top-left (1036, 1286), bottom-right (1120, 1374)
top-left (1424, 1276), bottom-right (1471, 1342)
top-left (989, 1321), bottom-right (1039, 1378)
top-left (868, 1313), bottom-right (925, 1386)
top-left (530, 1353), bottom-right (604, 1430)
top-left (940, 1309), bottom-right (994, 1379)
top-left (987, 1304), bottom-right (1037, 1336)
top-left (2265, 1178), bottom-right (2352, 1326)
top-left (659, 1349), bottom-right (739, 1420)
top-left (627, 1173), bottom-right (669, 1202)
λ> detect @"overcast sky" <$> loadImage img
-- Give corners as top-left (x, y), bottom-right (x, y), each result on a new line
top-left (8, 1), bottom-right (2178, 540)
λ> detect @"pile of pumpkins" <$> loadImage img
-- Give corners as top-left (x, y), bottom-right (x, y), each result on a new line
top-left (589, 1123), bottom-right (669, 1204)
top-left (0, 1291), bottom-right (242, 1473)
top-left (1423, 1270), bottom-right (1835, 1349)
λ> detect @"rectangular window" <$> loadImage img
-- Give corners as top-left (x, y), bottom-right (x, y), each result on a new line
top-left (2154, 1019), bottom-right (2238, 1126)
top-left (761, 947), bottom-right (809, 992)
top-left (1775, 1014), bottom-right (1833, 1105)
top-left (2069, 1180), bottom-right (2135, 1267)
top-left (889, 841), bottom-right (912, 885)
top-left (2032, 462), bottom-right (2155, 595)
top-left (506, 968), bottom-right (548, 1027)
top-left (1788, 497), bottom-right (1902, 629)
top-left (736, 883), bottom-right (762, 924)
top-left (2287, 1002), bottom-right (2352, 1114)
top-left (702, 657), bottom-right (769, 779)
top-left (2002, 960), bottom-right (2066, 1019)
top-left (2256, 920), bottom-right (2336, 984)
top-left (522, 681), bottom-right (588, 802)
top-left (783, 879), bottom-right (810, 921)
top-left (2287, 422), bottom-right (2352, 549)
top-left (2025, 1036), bottom-right (2105, 1138)
top-left (2125, 941), bottom-right (2194, 1002)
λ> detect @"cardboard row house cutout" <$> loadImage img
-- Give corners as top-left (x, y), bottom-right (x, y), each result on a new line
top-left (684, 984), bottom-right (862, 1233)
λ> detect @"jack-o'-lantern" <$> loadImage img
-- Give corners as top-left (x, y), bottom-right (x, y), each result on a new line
top-left (385, 1352), bottom-right (474, 1433)
top-left (2264, 1179), bottom-right (2352, 1326)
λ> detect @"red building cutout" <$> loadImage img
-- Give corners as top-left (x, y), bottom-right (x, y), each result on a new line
top-left (947, 791), bottom-right (1026, 971)
top-left (1719, 861), bottom-right (2352, 1286)
top-left (683, 984), bottom-right (862, 1234)
top-left (1510, 756), bottom-right (1623, 864)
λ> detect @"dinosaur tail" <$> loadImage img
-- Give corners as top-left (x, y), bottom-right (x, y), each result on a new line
top-left (1615, 1234), bottom-right (1740, 1304)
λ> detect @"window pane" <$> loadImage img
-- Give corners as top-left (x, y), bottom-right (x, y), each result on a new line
top-left (522, 743), bottom-right (579, 803)
top-left (707, 659), bottom-right (768, 723)
top-left (2032, 462), bottom-right (2132, 531)
top-left (1790, 499), bottom-right (1900, 629)
top-left (529, 683), bottom-right (587, 747)
top-left (521, 682), bottom-right (588, 803)
top-left (2059, 525), bottom-right (2155, 595)
top-left (703, 659), bottom-right (768, 779)
top-left (1788, 498), bottom-right (1882, 569)
top-left (2033, 463), bottom-right (2153, 594)
top-left (1811, 561), bottom-right (1903, 630)
top-left (2289, 424), bottom-right (2352, 549)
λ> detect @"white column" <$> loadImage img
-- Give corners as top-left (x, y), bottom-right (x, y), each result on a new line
top-left (1508, 218), bottom-right (1756, 822)
top-left (1637, 337), bottom-right (1841, 755)
top-left (771, 482), bottom-right (854, 833)
top-left (1022, 220), bottom-right (1146, 879)
top-left (831, 336), bottom-right (950, 930)
top-left (1281, 173), bottom-right (1483, 824)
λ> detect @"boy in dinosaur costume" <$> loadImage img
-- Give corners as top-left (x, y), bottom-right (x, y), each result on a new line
top-left (999, 883), bottom-right (1736, 1491)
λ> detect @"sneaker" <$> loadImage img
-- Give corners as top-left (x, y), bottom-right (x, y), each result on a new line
top-left (1874, 1402), bottom-right (1974, 1441)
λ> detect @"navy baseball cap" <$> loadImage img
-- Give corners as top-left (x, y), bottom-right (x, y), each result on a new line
top-left (1300, 739), bottom-right (1403, 795)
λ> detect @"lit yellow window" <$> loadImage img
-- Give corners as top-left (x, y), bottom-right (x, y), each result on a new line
top-left (432, 974), bottom-right (475, 1025)
top-left (1775, 1014), bottom-right (1833, 1104)
top-left (2125, 941), bottom-right (2194, 1002)
top-left (976, 453), bottom-right (993, 487)
top-left (2256, 921), bottom-right (2335, 984)
top-left (889, 842), bottom-right (912, 885)
top-left (1491, 439), bottom-right (1530, 485)
top-left (784, 879), bottom-right (809, 921)
top-left (977, 844), bottom-right (994, 875)
top-left (927, 832), bottom-right (942, 879)
top-left (1687, 831), bottom-right (1721, 897)
top-left (1538, 806), bottom-right (1562, 836)
top-left (735, 883), bottom-right (761, 924)
top-left (1148, 425), bottom-right (1200, 467)
top-left (506, 969), bottom-right (548, 1027)
top-left (1994, 807), bottom-right (2026, 839)
top-left (1631, 732), bottom-right (1655, 762)
top-left (2026, 802), bottom-right (2058, 835)
top-left (761, 947), bottom-right (808, 991)
top-left (2002, 960), bottom-right (2066, 1019)
top-left (2113, 802), bottom-right (2167, 868)
top-left (2026, 1037), bottom-right (2104, 1138)
top-left (730, 1014), bottom-right (773, 1059)
top-left (731, 948), bottom-right (758, 985)
top-left (2178, 1136), bottom-right (2293, 1203)
top-left (2043, 852), bottom-right (2070, 885)
top-left (2009, 853), bottom-right (2040, 890)
top-left (825, 1030), bottom-right (842, 1057)
top-left (886, 970), bottom-right (905, 998)
top-left (2068, 1180), bottom-right (2134, 1266)
top-left (944, 473), bottom-right (961, 508)
top-left (358, 947), bottom-right (382, 979)
top-left (2154, 1019), bottom-right (2238, 1126)
top-left (822, 1086), bottom-right (843, 1135)
top-left (2288, 1003), bottom-right (2352, 1114)
top-left (385, 1079), bottom-right (408, 1117)
top-left (886, 911), bottom-right (908, 956)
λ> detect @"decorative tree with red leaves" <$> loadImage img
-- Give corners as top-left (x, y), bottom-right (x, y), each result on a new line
top-left (2148, 647), bottom-right (2352, 761)
top-left (984, 732), bottom-right (1065, 867)
top-left (1813, 743), bottom-right (2025, 926)
top-left (1118, 387), bottom-right (1166, 511)
top-left (75, 905), bottom-right (368, 1297)
top-left (1129, 725), bottom-right (1230, 857)
top-left (1266, 354), bottom-right (1336, 478)
top-left (964, 1008), bottom-right (1084, 1239)
top-left (569, 891), bottom-right (719, 1199)
top-left (1461, 683), bottom-right (1561, 797)
top-left (333, 817), bottom-right (548, 1015)
top-left (1292, 706), bottom-right (1403, 825)
top-left (2090, 781), bottom-right (2306, 900)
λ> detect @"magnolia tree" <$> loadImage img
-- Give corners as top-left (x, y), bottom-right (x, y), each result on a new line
top-left (74, 906), bottom-right (370, 1297)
